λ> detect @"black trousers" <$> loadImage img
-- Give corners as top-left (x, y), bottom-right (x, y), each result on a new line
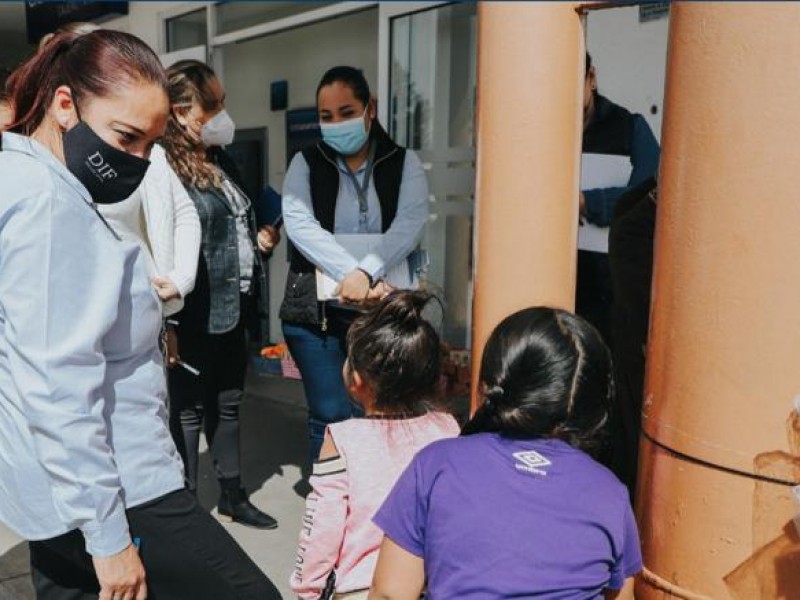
top-left (576, 249), bottom-right (620, 470)
top-left (168, 311), bottom-right (247, 489)
top-left (29, 489), bottom-right (280, 599)
top-left (608, 184), bottom-right (657, 495)
top-left (576, 249), bottom-right (614, 347)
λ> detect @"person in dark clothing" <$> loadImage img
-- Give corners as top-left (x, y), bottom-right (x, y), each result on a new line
top-left (161, 60), bottom-right (280, 530)
top-left (577, 52), bottom-right (660, 345)
top-left (608, 176), bottom-right (658, 494)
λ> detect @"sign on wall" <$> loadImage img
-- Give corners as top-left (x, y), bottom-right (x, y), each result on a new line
top-left (25, 2), bottom-right (129, 44)
top-left (285, 107), bottom-right (320, 166)
top-left (639, 3), bottom-right (669, 23)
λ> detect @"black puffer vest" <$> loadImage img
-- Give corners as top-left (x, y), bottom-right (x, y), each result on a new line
top-left (279, 123), bottom-right (406, 326)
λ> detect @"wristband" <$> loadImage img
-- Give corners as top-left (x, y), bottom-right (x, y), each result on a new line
top-left (356, 268), bottom-right (374, 288)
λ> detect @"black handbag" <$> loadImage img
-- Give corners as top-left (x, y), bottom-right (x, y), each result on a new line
top-left (319, 571), bottom-right (336, 600)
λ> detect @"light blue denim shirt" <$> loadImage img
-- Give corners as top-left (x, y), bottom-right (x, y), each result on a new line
top-left (0, 133), bottom-right (184, 557)
top-left (282, 148), bottom-right (429, 282)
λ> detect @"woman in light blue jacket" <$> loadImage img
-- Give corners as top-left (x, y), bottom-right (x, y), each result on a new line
top-left (0, 29), bottom-right (278, 600)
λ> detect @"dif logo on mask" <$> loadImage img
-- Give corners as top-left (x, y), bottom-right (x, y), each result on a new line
top-left (86, 151), bottom-right (118, 182)
top-left (63, 121), bottom-right (150, 204)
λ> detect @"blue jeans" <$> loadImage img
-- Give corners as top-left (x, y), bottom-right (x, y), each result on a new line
top-left (283, 321), bottom-right (363, 461)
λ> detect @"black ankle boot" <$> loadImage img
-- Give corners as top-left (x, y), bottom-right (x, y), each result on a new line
top-left (218, 483), bottom-right (278, 530)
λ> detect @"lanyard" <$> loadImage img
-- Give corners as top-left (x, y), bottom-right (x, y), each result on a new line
top-left (222, 176), bottom-right (251, 216)
top-left (343, 142), bottom-right (377, 233)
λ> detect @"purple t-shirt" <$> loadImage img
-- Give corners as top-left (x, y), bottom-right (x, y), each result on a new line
top-left (374, 433), bottom-right (642, 599)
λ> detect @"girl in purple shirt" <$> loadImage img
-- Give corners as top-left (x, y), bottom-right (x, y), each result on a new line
top-left (371, 307), bottom-right (642, 599)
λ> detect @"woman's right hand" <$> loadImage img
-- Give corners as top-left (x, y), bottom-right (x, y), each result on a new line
top-left (93, 543), bottom-right (147, 600)
top-left (152, 276), bottom-right (181, 302)
top-left (257, 225), bottom-right (281, 253)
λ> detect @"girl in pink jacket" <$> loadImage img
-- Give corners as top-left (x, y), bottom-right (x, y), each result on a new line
top-left (290, 291), bottom-right (459, 600)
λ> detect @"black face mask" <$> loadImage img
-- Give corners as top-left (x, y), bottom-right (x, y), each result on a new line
top-left (63, 121), bottom-right (150, 204)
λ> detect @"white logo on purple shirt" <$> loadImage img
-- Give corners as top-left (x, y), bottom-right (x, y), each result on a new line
top-left (513, 450), bottom-right (552, 476)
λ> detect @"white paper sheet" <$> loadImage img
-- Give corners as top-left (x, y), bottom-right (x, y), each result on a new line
top-left (578, 153), bottom-right (633, 254)
top-left (316, 234), bottom-right (417, 301)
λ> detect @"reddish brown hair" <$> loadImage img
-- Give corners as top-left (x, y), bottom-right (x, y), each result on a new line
top-left (7, 29), bottom-right (167, 135)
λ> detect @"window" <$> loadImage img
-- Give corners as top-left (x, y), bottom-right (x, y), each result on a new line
top-left (389, 3), bottom-right (478, 347)
top-left (215, 2), bottom-right (334, 35)
top-left (166, 9), bottom-right (207, 52)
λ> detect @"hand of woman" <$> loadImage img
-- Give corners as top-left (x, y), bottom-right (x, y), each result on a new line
top-left (257, 225), bottom-right (281, 253)
top-left (93, 543), bottom-right (148, 600)
top-left (336, 269), bottom-right (372, 302)
top-left (152, 277), bottom-right (180, 302)
top-left (366, 280), bottom-right (395, 300)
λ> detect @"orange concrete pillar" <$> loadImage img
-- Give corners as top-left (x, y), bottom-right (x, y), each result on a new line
top-left (471, 2), bottom-right (583, 410)
top-left (637, 3), bottom-right (800, 598)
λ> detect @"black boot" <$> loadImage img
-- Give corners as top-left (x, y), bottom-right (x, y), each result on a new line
top-left (218, 479), bottom-right (278, 530)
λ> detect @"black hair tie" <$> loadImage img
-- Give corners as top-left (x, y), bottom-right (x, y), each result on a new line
top-left (484, 385), bottom-right (505, 406)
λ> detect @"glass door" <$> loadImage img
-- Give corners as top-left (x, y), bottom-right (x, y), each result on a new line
top-left (378, 2), bottom-right (478, 349)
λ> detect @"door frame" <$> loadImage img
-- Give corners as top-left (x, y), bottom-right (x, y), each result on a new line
top-left (376, 1), bottom-right (448, 124)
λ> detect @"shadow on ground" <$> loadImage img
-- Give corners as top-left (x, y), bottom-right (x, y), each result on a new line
top-left (195, 374), bottom-right (310, 512)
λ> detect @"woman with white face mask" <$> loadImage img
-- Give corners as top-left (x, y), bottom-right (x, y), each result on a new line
top-left (280, 66), bottom-right (430, 462)
top-left (160, 60), bottom-right (279, 530)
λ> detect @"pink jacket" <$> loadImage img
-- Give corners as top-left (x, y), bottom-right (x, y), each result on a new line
top-left (290, 412), bottom-right (459, 598)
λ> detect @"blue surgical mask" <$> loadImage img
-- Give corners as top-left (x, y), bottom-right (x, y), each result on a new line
top-left (320, 108), bottom-right (370, 155)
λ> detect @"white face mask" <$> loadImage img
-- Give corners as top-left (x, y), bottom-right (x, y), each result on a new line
top-left (201, 109), bottom-right (236, 147)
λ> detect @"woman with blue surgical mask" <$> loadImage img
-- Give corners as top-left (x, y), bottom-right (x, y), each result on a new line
top-left (160, 60), bottom-right (280, 530)
top-left (281, 66), bottom-right (430, 462)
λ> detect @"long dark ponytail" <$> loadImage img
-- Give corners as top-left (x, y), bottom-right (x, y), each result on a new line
top-left (7, 29), bottom-right (166, 135)
top-left (463, 307), bottom-right (613, 455)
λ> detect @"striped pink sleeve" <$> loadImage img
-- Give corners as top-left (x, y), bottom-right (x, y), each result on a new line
top-left (289, 455), bottom-right (348, 599)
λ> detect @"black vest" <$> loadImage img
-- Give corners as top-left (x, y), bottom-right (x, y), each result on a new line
top-left (279, 123), bottom-right (407, 325)
top-left (582, 94), bottom-right (634, 157)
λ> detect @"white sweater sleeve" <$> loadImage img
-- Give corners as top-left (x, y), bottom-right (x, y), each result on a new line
top-left (164, 162), bottom-right (201, 298)
top-left (141, 145), bottom-right (201, 305)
